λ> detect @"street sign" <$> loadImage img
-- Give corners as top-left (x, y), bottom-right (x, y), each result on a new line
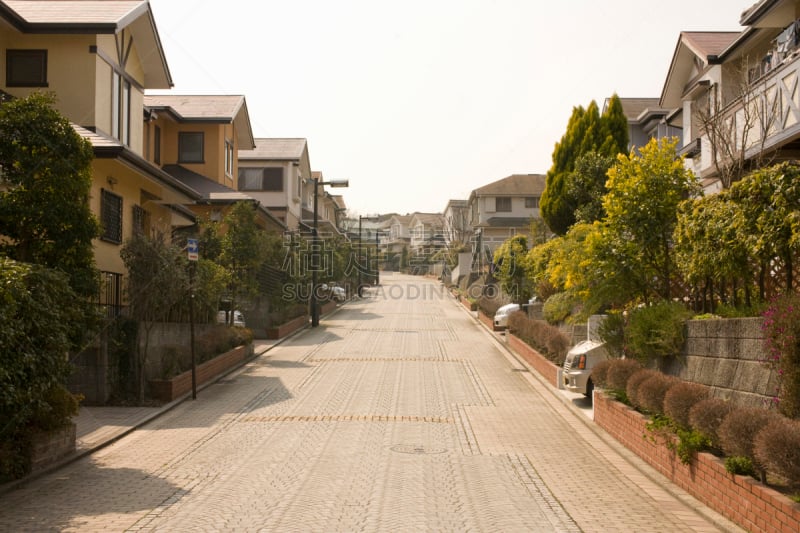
top-left (187, 238), bottom-right (199, 261)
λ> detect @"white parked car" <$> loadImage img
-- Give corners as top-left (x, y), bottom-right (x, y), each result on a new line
top-left (217, 310), bottom-right (246, 327)
top-left (562, 340), bottom-right (609, 398)
top-left (320, 283), bottom-right (346, 302)
top-left (493, 303), bottom-right (521, 329)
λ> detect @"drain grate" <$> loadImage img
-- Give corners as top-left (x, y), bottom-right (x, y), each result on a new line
top-left (390, 444), bottom-right (446, 455)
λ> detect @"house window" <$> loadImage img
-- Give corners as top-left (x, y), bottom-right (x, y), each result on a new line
top-left (101, 189), bottom-right (123, 244)
top-left (224, 139), bottom-right (234, 178)
top-left (153, 126), bottom-right (161, 165)
top-left (525, 197), bottom-right (539, 208)
top-left (178, 132), bottom-right (204, 163)
top-left (238, 167), bottom-right (283, 191)
top-left (6, 50), bottom-right (47, 87)
top-left (496, 197), bottom-right (512, 212)
top-left (99, 271), bottom-right (123, 318)
top-left (132, 204), bottom-right (150, 237)
top-left (111, 72), bottom-right (131, 145)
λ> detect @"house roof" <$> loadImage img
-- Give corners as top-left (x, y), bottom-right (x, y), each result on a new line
top-left (660, 32), bottom-right (741, 108)
top-left (472, 174), bottom-right (546, 197)
top-left (238, 138), bottom-right (307, 160)
top-left (73, 124), bottom-right (199, 206)
top-left (0, 1), bottom-right (173, 88)
top-left (162, 164), bottom-right (286, 230)
top-left (144, 94), bottom-right (254, 148)
top-left (410, 212), bottom-right (444, 227)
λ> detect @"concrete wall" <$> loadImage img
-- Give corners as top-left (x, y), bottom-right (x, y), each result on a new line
top-left (663, 318), bottom-right (778, 408)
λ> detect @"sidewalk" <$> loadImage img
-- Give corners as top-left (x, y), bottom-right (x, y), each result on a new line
top-left (1, 338), bottom-right (284, 495)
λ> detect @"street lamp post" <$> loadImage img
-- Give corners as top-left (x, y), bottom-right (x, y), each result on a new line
top-left (311, 177), bottom-right (348, 327)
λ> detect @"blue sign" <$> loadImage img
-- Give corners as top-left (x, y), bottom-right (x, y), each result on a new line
top-left (187, 238), bottom-right (199, 261)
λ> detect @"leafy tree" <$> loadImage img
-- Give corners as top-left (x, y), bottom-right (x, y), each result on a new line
top-left (0, 92), bottom-right (100, 298)
top-left (674, 191), bottom-right (752, 310)
top-left (493, 235), bottom-right (531, 304)
top-left (567, 152), bottom-right (615, 224)
top-left (602, 137), bottom-right (699, 302)
top-left (121, 233), bottom-right (189, 401)
top-left (541, 95), bottom-right (629, 235)
top-left (219, 202), bottom-right (268, 318)
top-left (729, 161), bottom-right (800, 295)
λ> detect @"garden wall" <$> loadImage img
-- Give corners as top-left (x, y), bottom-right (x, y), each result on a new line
top-left (663, 318), bottom-right (779, 408)
top-left (594, 391), bottom-right (800, 533)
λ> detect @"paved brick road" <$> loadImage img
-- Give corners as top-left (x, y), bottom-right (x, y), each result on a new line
top-left (0, 274), bottom-right (741, 532)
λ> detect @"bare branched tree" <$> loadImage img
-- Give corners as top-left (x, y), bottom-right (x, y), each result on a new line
top-left (696, 57), bottom-right (780, 189)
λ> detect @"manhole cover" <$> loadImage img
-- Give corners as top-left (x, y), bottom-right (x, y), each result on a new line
top-left (390, 444), bottom-right (446, 455)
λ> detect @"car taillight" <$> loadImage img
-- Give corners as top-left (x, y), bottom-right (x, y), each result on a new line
top-left (576, 354), bottom-right (586, 370)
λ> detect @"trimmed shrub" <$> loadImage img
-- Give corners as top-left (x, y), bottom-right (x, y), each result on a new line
top-left (637, 373), bottom-right (678, 416)
top-left (626, 369), bottom-right (659, 410)
top-left (664, 382), bottom-right (709, 430)
top-left (718, 407), bottom-right (782, 468)
top-left (688, 398), bottom-right (736, 451)
top-left (624, 301), bottom-right (692, 361)
top-left (598, 310), bottom-right (625, 358)
top-left (542, 292), bottom-right (576, 325)
top-left (591, 359), bottom-right (613, 388)
top-left (507, 312), bottom-right (570, 365)
top-left (605, 359), bottom-right (643, 403)
top-left (478, 294), bottom-right (504, 317)
top-left (754, 417), bottom-right (800, 487)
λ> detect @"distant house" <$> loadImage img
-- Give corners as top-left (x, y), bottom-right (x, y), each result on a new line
top-left (237, 138), bottom-right (312, 231)
top-left (443, 199), bottom-right (469, 249)
top-left (408, 212), bottom-right (445, 261)
top-left (467, 174), bottom-right (546, 267)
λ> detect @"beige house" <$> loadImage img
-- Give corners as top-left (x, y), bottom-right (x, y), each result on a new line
top-left (0, 0), bottom-right (201, 312)
top-left (237, 138), bottom-right (312, 231)
top-left (408, 212), bottom-right (445, 260)
top-left (609, 97), bottom-right (677, 152)
top-left (143, 94), bottom-right (285, 233)
top-left (442, 199), bottom-right (469, 248)
top-left (467, 174), bottom-right (546, 264)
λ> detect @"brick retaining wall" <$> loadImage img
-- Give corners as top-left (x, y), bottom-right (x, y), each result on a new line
top-left (266, 314), bottom-right (309, 340)
top-left (149, 344), bottom-right (252, 402)
top-left (594, 391), bottom-right (800, 533)
top-left (508, 334), bottom-right (560, 387)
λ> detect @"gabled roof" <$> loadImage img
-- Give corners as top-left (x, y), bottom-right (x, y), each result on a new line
top-left (238, 138), bottom-right (307, 160)
top-left (472, 174), bottom-right (546, 197)
top-left (144, 94), bottom-right (254, 148)
top-left (660, 32), bottom-right (742, 108)
top-left (614, 98), bottom-right (662, 120)
top-left (409, 212), bottom-right (444, 227)
top-left (0, 1), bottom-right (172, 88)
top-left (73, 124), bottom-right (199, 205)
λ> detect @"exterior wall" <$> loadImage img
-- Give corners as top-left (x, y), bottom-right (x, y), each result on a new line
top-left (475, 195), bottom-right (538, 224)
top-left (237, 160), bottom-right (301, 229)
top-left (480, 227), bottom-right (530, 253)
top-left (90, 159), bottom-right (183, 276)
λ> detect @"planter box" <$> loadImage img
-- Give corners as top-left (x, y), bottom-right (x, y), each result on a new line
top-left (478, 310), bottom-right (496, 330)
top-left (149, 344), bottom-right (253, 402)
top-left (30, 423), bottom-right (76, 473)
top-left (320, 300), bottom-right (337, 316)
top-left (460, 295), bottom-right (477, 311)
top-left (508, 333), bottom-right (560, 387)
top-left (266, 314), bottom-right (309, 340)
top-left (594, 391), bottom-right (800, 533)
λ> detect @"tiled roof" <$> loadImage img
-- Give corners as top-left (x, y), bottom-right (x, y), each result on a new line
top-left (1, 1), bottom-right (146, 26)
top-left (144, 95), bottom-right (246, 121)
top-left (239, 138), bottom-right (307, 160)
top-left (473, 174), bottom-right (546, 196)
top-left (411, 212), bottom-right (444, 226)
top-left (681, 32), bottom-right (741, 59)
top-left (162, 164), bottom-right (250, 200)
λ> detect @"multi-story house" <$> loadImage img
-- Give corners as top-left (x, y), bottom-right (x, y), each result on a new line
top-left (466, 174), bottom-right (546, 267)
top-left (442, 199), bottom-right (469, 249)
top-left (143, 94), bottom-right (285, 233)
top-left (237, 138), bottom-right (311, 231)
top-left (0, 0), bottom-right (203, 312)
top-left (609, 97), bottom-right (678, 152)
top-left (408, 212), bottom-right (445, 261)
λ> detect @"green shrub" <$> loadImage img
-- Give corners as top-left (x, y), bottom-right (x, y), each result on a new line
top-left (725, 456), bottom-right (755, 477)
top-left (478, 294), bottom-right (504, 317)
top-left (688, 398), bottom-right (736, 452)
top-left (624, 301), bottom-right (692, 361)
top-left (542, 292), bottom-right (576, 325)
top-left (598, 311), bottom-right (625, 358)
top-left (675, 428), bottom-right (711, 465)
top-left (637, 373), bottom-right (678, 416)
top-left (507, 312), bottom-right (570, 365)
top-left (754, 418), bottom-right (800, 487)
top-left (664, 382), bottom-right (709, 430)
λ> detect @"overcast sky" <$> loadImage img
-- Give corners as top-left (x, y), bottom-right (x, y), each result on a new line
top-left (148, 0), bottom-right (744, 216)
